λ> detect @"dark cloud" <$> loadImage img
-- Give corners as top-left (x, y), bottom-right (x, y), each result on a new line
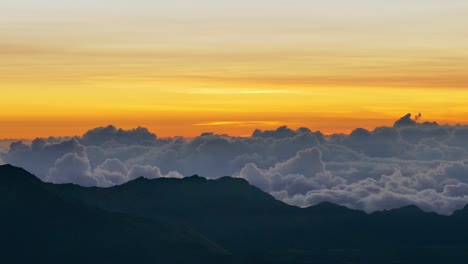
top-left (4, 138), bottom-right (85, 178)
top-left (3, 114), bottom-right (468, 214)
top-left (252, 126), bottom-right (298, 139)
top-left (80, 125), bottom-right (157, 146)
top-left (393, 113), bottom-right (417, 127)
top-left (252, 126), bottom-right (325, 142)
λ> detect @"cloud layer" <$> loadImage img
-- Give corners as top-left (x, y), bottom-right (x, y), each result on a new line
top-left (2, 114), bottom-right (468, 215)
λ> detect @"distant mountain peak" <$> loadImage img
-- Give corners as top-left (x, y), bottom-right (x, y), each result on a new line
top-left (0, 164), bottom-right (22, 171)
top-left (216, 176), bottom-right (250, 185)
top-left (184, 175), bottom-right (208, 181)
top-left (0, 164), bottom-right (41, 184)
top-left (380, 205), bottom-right (426, 215)
top-left (314, 201), bottom-right (346, 208)
top-left (305, 201), bottom-right (360, 214)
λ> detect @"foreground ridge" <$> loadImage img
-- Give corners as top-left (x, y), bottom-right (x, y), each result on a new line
top-left (1, 164), bottom-right (468, 264)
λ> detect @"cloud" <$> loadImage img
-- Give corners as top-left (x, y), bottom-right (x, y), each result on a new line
top-left (393, 113), bottom-right (417, 127)
top-left (278, 164), bottom-right (468, 215)
top-left (3, 114), bottom-right (468, 214)
top-left (239, 148), bottom-right (343, 196)
top-left (94, 158), bottom-right (130, 185)
top-left (193, 121), bottom-right (281, 126)
top-left (0, 140), bottom-right (19, 152)
top-left (4, 138), bottom-right (86, 179)
top-left (47, 153), bottom-right (101, 187)
top-left (187, 88), bottom-right (302, 95)
top-left (47, 154), bottom-right (181, 187)
top-left (128, 165), bottom-right (183, 180)
top-left (80, 125), bottom-right (157, 146)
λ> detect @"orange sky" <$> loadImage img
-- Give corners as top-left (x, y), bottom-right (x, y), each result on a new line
top-left (1, 0), bottom-right (468, 139)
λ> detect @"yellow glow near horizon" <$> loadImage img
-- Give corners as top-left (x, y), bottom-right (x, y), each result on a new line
top-left (1, 1), bottom-right (468, 139)
top-left (1, 85), bottom-right (467, 139)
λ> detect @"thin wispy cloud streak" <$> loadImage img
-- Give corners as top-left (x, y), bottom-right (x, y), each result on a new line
top-left (187, 88), bottom-right (304, 95)
top-left (193, 121), bottom-right (281, 126)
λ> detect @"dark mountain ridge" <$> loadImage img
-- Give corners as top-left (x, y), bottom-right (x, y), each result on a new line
top-left (0, 165), bottom-right (230, 264)
top-left (1, 164), bottom-right (468, 263)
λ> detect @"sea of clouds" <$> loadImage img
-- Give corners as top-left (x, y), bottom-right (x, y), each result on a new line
top-left (2, 113), bottom-right (468, 215)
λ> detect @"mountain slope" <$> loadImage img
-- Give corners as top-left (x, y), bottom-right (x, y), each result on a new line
top-left (47, 172), bottom-right (468, 263)
top-left (3, 164), bottom-right (468, 263)
top-left (0, 165), bottom-right (229, 264)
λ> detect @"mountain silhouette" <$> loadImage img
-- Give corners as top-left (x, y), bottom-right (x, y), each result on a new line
top-left (2, 164), bottom-right (468, 263)
top-left (0, 165), bottom-right (230, 264)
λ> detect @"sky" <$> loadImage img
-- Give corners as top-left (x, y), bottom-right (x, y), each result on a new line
top-left (1, 0), bottom-right (468, 138)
